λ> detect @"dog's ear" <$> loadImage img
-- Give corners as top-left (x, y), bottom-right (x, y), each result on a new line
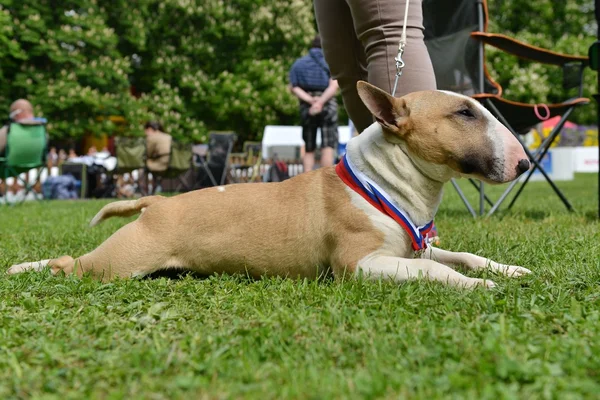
top-left (356, 81), bottom-right (410, 137)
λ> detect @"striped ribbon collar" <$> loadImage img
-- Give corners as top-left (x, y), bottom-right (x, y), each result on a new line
top-left (336, 154), bottom-right (434, 251)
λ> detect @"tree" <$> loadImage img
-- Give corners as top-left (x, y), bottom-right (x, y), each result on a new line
top-left (1, 0), bottom-right (595, 144)
top-left (0, 0), bottom-right (138, 139)
top-left (1, 0), bottom-right (317, 143)
top-left (125, 0), bottom-right (316, 142)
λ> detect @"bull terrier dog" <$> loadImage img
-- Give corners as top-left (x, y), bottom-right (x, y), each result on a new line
top-left (8, 81), bottom-right (532, 288)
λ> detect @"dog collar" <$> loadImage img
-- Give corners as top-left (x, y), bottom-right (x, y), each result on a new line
top-left (336, 154), bottom-right (434, 251)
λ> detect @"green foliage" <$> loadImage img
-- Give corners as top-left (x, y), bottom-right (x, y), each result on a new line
top-left (0, 1), bottom-right (136, 139)
top-left (487, 0), bottom-right (597, 125)
top-left (0, 0), bottom-right (315, 142)
top-left (0, 0), bottom-right (597, 142)
top-left (132, 0), bottom-right (315, 141)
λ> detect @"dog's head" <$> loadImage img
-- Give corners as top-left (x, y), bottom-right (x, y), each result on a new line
top-left (357, 81), bottom-right (529, 184)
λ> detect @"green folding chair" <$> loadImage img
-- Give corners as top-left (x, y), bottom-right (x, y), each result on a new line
top-left (114, 136), bottom-right (147, 195)
top-left (0, 122), bottom-right (47, 203)
top-left (115, 136), bottom-right (147, 173)
top-left (149, 141), bottom-right (194, 194)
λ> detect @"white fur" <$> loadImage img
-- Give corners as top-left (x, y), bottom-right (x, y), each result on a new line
top-left (347, 121), bottom-right (529, 289)
top-left (421, 246), bottom-right (531, 277)
top-left (345, 123), bottom-right (445, 227)
top-left (7, 259), bottom-right (51, 274)
top-left (441, 90), bottom-right (526, 182)
top-left (345, 188), bottom-right (413, 258)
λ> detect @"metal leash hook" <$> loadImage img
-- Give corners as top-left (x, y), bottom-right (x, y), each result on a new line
top-left (391, 0), bottom-right (410, 97)
top-left (392, 42), bottom-right (406, 97)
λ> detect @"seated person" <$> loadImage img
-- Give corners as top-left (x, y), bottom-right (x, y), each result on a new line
top-left (47, 147), bottom-right (58, 168)
top-left (0, 99), bottom-right (42, 156)
top-left (0, 99), bottom-right (46, 194)
top-left (144, 121), bottom-right (172, 172)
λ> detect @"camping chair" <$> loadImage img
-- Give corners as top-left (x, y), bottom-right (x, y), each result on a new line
top-left (115, 136), bottom-right (147, 194)
top-left (149, 141), bottom-right (194, 194)
top-left (59, 162), bottom-right (87, 199)
top-left (189, 143), bottom-right (217, 188)
top-left (115, 136), bottom-right (147, 173)
top-left (228, 141), bottom-right (264, 183)
top-left (116, 136), bottom-right (194, 195)
top-left (195, 131), bottom-right (237, 187)
top-left (423, 0), bottom-right (590, 216)
top-left (0, 121), bottom-right (47, 203)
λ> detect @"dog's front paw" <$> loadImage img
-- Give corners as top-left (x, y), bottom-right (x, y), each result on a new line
top-left (496, 265), bottom-right (531, 277)
top-left (7, 263), bottom-right (28, 275)
top-left (7, 260), bottom-right (49, 275)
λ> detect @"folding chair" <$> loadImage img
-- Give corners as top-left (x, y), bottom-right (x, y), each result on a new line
top-left (423, 0), bottom-right (590, 216)
top-left (228, 141), bottom-right (264, 183)
top-left (59, 162), bottom-right (87, 199)
top-left (0, 121), bottom-right (47, 203)
top-left (151, 141), bottom-right (194, 194)
top-left (115, 136), bottom-right (147, 173)
top-left (195, 131), bottom-right (237, 187)
top-left (115, 136), bottom-right (147, 194)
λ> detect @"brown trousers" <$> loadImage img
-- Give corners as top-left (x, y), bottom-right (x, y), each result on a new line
top-left (314, 0), bottom-right (436, 133)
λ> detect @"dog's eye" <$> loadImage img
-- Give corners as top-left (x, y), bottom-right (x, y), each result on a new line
top-left (457, 109), bottom-right (475, 118)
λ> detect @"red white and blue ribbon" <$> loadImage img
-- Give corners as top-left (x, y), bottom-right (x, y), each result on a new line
top-left (336, 154), bottom-right (434, 251)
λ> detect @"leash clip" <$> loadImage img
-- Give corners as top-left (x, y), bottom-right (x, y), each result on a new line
top-left (394, 43), bottom-right (406, 77)
top-left (392, 42), bottom-right (406, 96)
top-left (390, 0), bottom-right (410, 97)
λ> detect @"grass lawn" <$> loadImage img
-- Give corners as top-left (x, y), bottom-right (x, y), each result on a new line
top-left (1, 173), bottom-right (599, 399)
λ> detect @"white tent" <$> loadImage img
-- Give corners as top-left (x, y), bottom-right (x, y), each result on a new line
top-left (261, 125), bottom-right (353, 159)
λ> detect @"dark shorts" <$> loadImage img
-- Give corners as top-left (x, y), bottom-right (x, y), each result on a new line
top-left (300, 91), bottom-right (338, 153)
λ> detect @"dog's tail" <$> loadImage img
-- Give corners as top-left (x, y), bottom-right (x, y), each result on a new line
top-left (89, 196), bottom-right (166, 227)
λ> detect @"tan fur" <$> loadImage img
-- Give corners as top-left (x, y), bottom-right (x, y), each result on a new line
top-left (34, 168), bottom-right (384, 282)
top-left (8, 81), bottom-right (531, 288)
top-left (357, 83), bottom-right (498, 181)
top-left (401, 91), bottom-right (492, 169)
top-left (90, 196), bottom-right (166, 227)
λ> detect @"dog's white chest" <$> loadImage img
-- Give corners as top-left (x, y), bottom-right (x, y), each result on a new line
top-left (344, 188), bottom-right (415, 258)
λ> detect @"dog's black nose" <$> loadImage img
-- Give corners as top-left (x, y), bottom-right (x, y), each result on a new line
top-left (517, 159), bottom-right (530, 174)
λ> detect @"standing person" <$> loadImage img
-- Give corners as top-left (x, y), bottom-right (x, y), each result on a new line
top-left (313, 0), bottom-right (440, 243)
top-left (289, 35), bottom-right (339, 172)
top-left (313, 0), bottom-right (436, 133)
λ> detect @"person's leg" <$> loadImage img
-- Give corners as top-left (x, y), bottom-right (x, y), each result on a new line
top-left (317, 0), bottom-right (437, 133)
top-left (319, 98), bottom-right (339, 168)
top-left (317, 0), bottom-right (441, 238)
top-left (303, 152), bottom-right (315, 172)
top-left (300, 103), bottom-right (318, 172)
top-left (314, 0), bottom-right (371, 132)
top-left (138, 168), bottom-right (150, 196)
top-left (320, 148), bottom-right (334, 168)
top-left (349, 0), bottom-right (436, 94)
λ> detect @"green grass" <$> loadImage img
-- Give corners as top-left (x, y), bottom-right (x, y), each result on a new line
top-left (1, 174), bottom-right (599, 399)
